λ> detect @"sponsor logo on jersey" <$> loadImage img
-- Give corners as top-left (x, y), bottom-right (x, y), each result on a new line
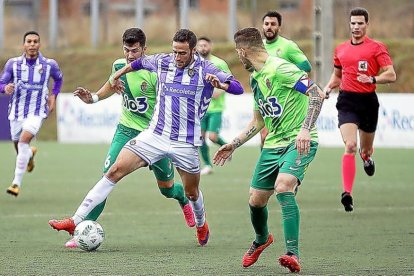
top-left (162, 83), bottom-right (196, 98)
top-left (257, 97), bottom-right (283, 118)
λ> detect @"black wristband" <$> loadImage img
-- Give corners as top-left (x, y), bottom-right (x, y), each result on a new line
top-left (371, 76), bottom-right (377, 84)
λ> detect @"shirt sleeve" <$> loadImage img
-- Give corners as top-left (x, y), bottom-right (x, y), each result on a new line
top-left (333, 47), bottom-right (341, 69)
top-left (277, 61), bottom-right (306, 90)
top-left (131, 54), bottom-right (163, 72)
top-left (376, 42), bottom-right (393, 67)
top-left (49, 59), bottom-right (63, 95)
top-left (287, 41), bottom-right (310, 67)
top-left (204, 60), bottom-right (232, 83)
top-left (0, 59), bottom-right (14, 93)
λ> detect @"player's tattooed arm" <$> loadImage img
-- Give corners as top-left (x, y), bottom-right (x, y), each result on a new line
top-left (302, 84), bottom-right (324, 130)
top-left (231, 125), bottom-right (257, 148)
top-left (231, 110), bottom-right (264, 149)
top-left (231, 137), bottom-right (242, 149)
top-left (214, 111), bottom-right (263, 166)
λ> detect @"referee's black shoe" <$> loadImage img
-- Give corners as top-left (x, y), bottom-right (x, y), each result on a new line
top-left (363, 158), bottom-right (375, 176)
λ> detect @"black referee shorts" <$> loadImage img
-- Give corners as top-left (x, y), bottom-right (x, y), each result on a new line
top-left (336, 90), bottom-right (379, 133)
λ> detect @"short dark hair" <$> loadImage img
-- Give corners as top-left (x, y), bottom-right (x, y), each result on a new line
top-left (262, 11), bottom-right (282, 25)
top-left (198, 36), bottom-right (211, 43)
top-left (234, 27), bottom-right (265, 50)
top-left (350, 7), bottom-right (369, 23)
top-left (173, 29), bottom-right (197, 49)
top-left (122, 28), bottom-right (146, 47)
top-left (23, 31), bottom-right (40, 42)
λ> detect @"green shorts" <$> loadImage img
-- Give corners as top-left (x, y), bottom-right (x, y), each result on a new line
top-left (201, 112), bottom-right (223, 133)
top-left (103, 124), bottom-right (174, 181)
top-left (251, 141), bottom-right (318, 190)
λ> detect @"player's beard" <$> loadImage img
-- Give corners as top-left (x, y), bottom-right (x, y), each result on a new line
top-left (241, 57), bottom-right (254, 72)
top-left (263, 29), bottom-right (278, 41)
top-left (199, 51), bottom-right (209, 58)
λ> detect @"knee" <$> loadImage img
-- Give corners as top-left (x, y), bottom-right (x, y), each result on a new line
top-left (248, 192), bottom-right (267, 207)
top-left (275, 179), bottom-right (297, 194)
top-left (344, 140), bottom-right (357, 154)
top-left (105, 163), bottom-right (122, 183)
top-left (186, 190), bottom-right (199, 201)
top-left (158, 181), bottom-right (174, 198)
top-left (275, 183), bottom-right (289, 194)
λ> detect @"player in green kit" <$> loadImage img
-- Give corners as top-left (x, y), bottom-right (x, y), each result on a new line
top-left (196, 37), bottom-right (232, 175)
top-left (260, 11), bottom-right (312, 149)
top-left (214, 28), bottom-right (325, 273)
top-left (62, 28), bottom-right (195, 248)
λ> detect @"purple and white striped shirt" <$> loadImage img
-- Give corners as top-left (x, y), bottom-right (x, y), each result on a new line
top-left (0, 52), bottom-right (63, 121)
top-left (131, 53), bottom-right (243, 146)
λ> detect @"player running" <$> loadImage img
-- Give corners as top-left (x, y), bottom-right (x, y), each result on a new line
top-left (214, 27), bottom-right (324, 273)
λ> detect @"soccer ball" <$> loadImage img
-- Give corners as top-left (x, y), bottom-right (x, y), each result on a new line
top-left (73, 220), bottom-right (105, 251)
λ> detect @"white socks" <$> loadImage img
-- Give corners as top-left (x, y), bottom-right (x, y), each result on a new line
top-left (12, 142), bottom-right (32, 186)
top-left (189, 189), bottom-right (206, 227)
top-left (72, 176), bottom-right (115, 225)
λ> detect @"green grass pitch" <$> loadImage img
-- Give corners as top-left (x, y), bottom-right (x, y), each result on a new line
top-left (1, 142), bottom-right (413, 275)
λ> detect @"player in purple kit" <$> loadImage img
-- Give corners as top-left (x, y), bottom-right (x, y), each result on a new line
top-left (0, 31), bottom-right (63, 197)
top-left (49, 29), bottom-right (243, 246)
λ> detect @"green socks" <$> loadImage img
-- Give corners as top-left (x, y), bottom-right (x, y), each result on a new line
top-left (200, 137), bottom-right (227, 166)
top-left (250, 204), bottom-right (269, 245)
top-left (276, 192), bottom-right (300, 257)
top-left (159, 182), bottom-right (189, 206)
top-left (200, 141), bottom-right (212, 166)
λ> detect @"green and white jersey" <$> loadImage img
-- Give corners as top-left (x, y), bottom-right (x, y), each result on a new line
top-left (110, 58), bottom-right (157, 131)
top-left (263, 36), bottom-right (309, 69)
top-left (251, 56), bottom-right (318, 148)
top-left (206, 54), bottom-right (231, 113)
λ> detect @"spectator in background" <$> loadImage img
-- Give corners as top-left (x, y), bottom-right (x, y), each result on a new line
top-left (0, 31), bottom-right (63, 197)
top-left (323, 7), bottom-right (396, 212)
top-left (260, 11), bottom-right (312, 150)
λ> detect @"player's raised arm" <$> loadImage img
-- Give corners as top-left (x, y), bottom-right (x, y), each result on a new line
top-left (74, 81), bottom-right (117, 104)
top-left (109, 63), bottom-right (134, 93)
top-left (0, 59), bottom-right (15, 95)
top-left (205, 73), bottom-right (243, 95)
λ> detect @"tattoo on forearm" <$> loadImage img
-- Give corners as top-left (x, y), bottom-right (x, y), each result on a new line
top-left (231, 138), bottom-right (242, 148)
top-left (302, 85), bottom-right (324, 130)
top-left (245, 126), bottom-right (257, 138)
top-left (231, 126), bottom-right (257, 149)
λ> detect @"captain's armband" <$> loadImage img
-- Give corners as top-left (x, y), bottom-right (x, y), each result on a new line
top-left (293, 75), bottom-right (314, 95)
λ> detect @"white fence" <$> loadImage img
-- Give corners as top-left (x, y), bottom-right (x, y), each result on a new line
top-left (57, 93), bottom-right (414, 148)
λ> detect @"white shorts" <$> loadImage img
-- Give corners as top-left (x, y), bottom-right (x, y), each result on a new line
top-left (124, 129), bottom-right (200, 174)
top-left (10, 116), bottom-right (44, 141)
